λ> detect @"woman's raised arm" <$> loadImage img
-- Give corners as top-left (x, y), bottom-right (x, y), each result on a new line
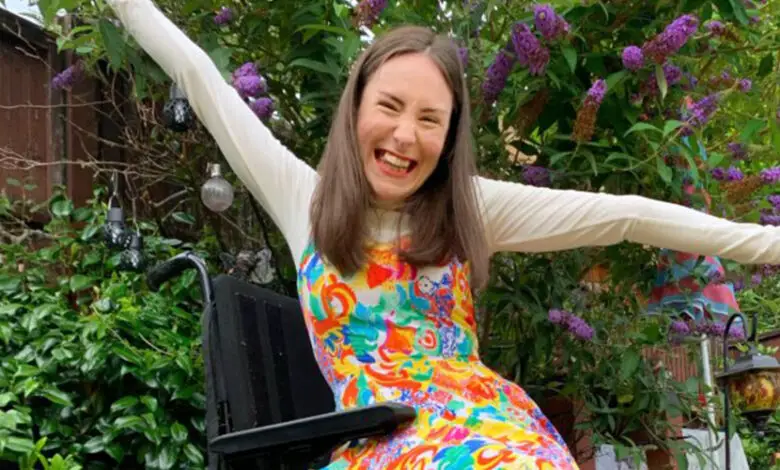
top-left (108, 0), bottom-right (317, 250)
top-left (477, 177), bottom-right (780, 264)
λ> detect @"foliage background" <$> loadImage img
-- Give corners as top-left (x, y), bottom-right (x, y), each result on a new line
top-left (0, 0), bottom-right (779, 467)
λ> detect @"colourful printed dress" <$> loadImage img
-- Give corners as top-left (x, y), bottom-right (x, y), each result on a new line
top-left (110, 0), bottom-right (780, 468)
top-left (297, 231), bottom-right (576, 469)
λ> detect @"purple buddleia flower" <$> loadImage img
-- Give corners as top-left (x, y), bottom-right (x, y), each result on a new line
top-left (727, 142), bottom-right (747, 160)
top-left (566, 315), bottom-right (594, 340)
top-left (548, 309), bottom-right (567, 325)
top-left (760, 166), bottom-right (780, 184)
top-left (663, 63), bottom-right (682, 85)
top-left (711, 168), bottom-right (726, 181)
top-left (706, 20), bottom-right (726, 36)
top-left (622, 46), bottom-right (644, 71)
top-left (250, 97), bottom-right (274, 120)
top-left (233, 62), bottom-right (258, 80)
top-left (214, 6), bottom-right (233, 25)
top-left (726, 166), bottom-right (744, 181)
top-left (458, 47), bottom-right (469, 69)
top-left (733, 278), bottom-right (745, 292)
top-left (522, 165), bottom-right (551, 187)
top-left (233, 74), bottom-right (267, 99)
top-left (511, 22), bottom-right (550, 76)
top-left (357, 0), bottom-right (387, 28)
top-left (533, 4), bottom-right (569, 40)
top-left (670, 320), bottom-right (691, 335)
top-left (586, 79), bottom-right (607, 105)
top-left (482, 49), bottom-right (514, 103)
top-left (738, 78), bottom-right (752, 92)
top-left (760, 213), bottom-right (780, 226)
top-left (752, 273), bottom-right (763, 285)
top-left (768, 194), bottom-right (780, 209)
top-left (52, 61), bottom-right (83, 90)
top-left (680, 93), bottom-right (719, 135)
top-left (643, 14), bottom-right (699, 64)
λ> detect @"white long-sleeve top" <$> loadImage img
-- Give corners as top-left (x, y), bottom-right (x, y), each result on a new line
top-left (109, 0), bottom-right (780, 267)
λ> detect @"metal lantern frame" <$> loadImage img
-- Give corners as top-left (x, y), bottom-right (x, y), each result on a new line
top-left (715, 311), bottom-right (780, 470)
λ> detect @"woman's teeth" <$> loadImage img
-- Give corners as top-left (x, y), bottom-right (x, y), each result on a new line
top-left (377, 150), bottom-right (412, 171)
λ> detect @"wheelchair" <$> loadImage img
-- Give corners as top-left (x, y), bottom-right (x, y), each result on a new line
top-left (146, 252), bottom-right (416, 469)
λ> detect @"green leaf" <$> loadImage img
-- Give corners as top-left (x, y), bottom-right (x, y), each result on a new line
top-left (69, 275), bottom-right (94, 292)
top-left (739, 118), bottom-right (765, 142)
top-left (561, 45), bottom-right (577, 73)
top-left (0, 303), bottom-right (23, 315)
top-left (620, 350), bottom-right (641, 380)
top-left (83, 435), bottom-right (105, 454)
top-left (98, 19), bottom-right (126, 70)
top-left (113, 415), bottom-right (145, 431)
top-left (6, 436), bottom-right (35, 453)
top-left (51, 199), bottom-right (73, 218)
top-left (288, 58), bottom-right (341, 79)
top-left (207, 47), bottom-right (233, 76)
top-left (170, 422), bottom-right (188, 443)
top-left (656, 158), bottom-right (673, 184)
top-left (141, 395), bottom-right (158, 412)
top-left (605, 70), bottom-right (627, 91)
top-left (39, 387), bottom-right (73, 407)
top-left (655, 64), bottom-right (668, 100)
top-left (624, 122), bottom-right (662, 137)
top-left (663, 120), bottom-right (684, 137)
top-left (758, 53), bottom-right (774, 77)
top-left (110, 396), bottom-right (139, 412)
top-left (171, 212), bottom-right (195, 225)
top-left (183, 443), bottom-right (204, 466)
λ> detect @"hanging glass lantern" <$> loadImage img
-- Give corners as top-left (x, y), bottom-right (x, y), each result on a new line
top-left (162, 84), bottom-right (195, 132)
top-left (200, 163), bottom-right (234, 212)
top-left (119, 231), bottom-right (146, 272)
top-left (717, 344), bottom-right (780, 432)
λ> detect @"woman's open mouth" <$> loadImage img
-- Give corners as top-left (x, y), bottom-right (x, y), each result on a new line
top-left (375, 149), bottom-right (417, 176)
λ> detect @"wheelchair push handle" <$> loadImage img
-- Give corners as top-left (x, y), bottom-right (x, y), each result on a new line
top-left (146, 251), bottom-right (214, 303)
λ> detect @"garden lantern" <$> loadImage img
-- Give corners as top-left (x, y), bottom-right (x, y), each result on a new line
top-left (162, 84), bottom-right (195, 132)
top-left (200, 163), bottom-right (234, 212)
top-left (715, 312), bottom-right (780, 470)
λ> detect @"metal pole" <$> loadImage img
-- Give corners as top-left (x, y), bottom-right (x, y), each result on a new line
top-left (699, 336), bottom-right (719, 467)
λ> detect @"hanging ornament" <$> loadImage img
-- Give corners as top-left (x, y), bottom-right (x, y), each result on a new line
top-left (119, 231), bottom-right (146, 271)
top-left (103, 171), bottom-right (130, 249)
top-left (200, 163), bottom-right (234, 212)
top-left (162, 84), bottom-right (195, 132)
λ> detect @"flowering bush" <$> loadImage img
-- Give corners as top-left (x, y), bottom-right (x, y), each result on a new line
top-left (27, 0), bottom-right (780, 465)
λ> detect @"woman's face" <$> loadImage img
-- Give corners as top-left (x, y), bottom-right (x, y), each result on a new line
top-left (356, 52), bottom-right (453, 207)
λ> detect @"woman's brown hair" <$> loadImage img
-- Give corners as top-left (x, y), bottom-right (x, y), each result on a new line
top-left (309, 25), bottom-right (489, 289)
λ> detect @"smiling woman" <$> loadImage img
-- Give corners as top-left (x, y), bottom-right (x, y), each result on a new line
top-left (106, 0), bottom-right (780, 468)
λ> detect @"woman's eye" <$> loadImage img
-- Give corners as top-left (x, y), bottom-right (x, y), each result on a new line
top-left (378, 101), bottom-right (396, 110)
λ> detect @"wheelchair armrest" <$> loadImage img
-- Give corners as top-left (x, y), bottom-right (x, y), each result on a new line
top-left (209, 402), bottom-right (416, 459)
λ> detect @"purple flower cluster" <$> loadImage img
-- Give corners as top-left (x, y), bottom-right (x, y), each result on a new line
top-left (760, 211), bottom-right (780, 226)
top-left (231, 62), bottom-right (274, 120)
top-left (680, 93), bottom-right (719, 135)
top-left (356, 0), bottom-right (387, 29)
top-left (586, 79), bottom-right (607, 105)
top-left (232, 62), bottom-right (266, 99)
top-left (573, 79), bottom-right (607, 142)
top-left (548, 309), bottom-right (594, 340)
top-left (214, 6), bottom-right (233, 25)
top-left (622, 46), bottom-right (644, 71)
top-left (768, 194), bottom-right (780, 209)
top-left (642, 14), bottom-right (699, 65)
top-left (760, 166), bottom-right (780, 184)
top-left (511, 23), bottom-right (549, 76)
top-left (706, 20), bottom-right (726, 36)
top-left (533, 4), bottom-right (570, 41)
top-left (522, 165), bottom-right (551, 187)
top-left (482, 49), bottom-right (515, 104)
top-left (52, 61), bottom-right (83, 90)
top-left (727, 142), bottom-right (747, 160)
top-left (671, 319), bottom-right (746, 341)
top-left (641, 63), bottom-right (683, 95)
top-left (710, 166), bottom-right (743, 181)
top-left (249, 97), bottom-right (274, 120)
top-left (458, 47), bottom-right (469, 69)
top-left (738, 78), bottom-right (752, 92)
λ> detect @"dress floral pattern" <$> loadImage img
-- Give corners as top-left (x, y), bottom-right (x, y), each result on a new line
top-left (297, 238), bottom-right (578, 469)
